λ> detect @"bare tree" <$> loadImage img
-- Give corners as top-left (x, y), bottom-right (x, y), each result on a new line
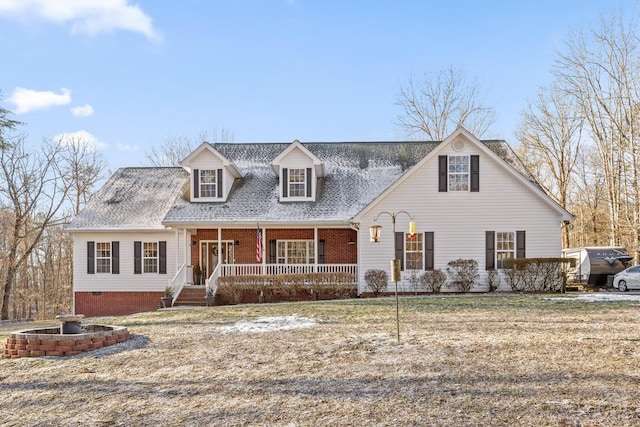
top-left (553, 10), bottom-right (640, 256)
top-left (56, 134), bottom-right (108, 215)
top-left (516, 84), bottom-right (583, 247)
top-left (145, 129), bottom-right (234, 166)
top-left (0, 137), bottom-right (73, 320)
top-left (396, 66), bottom-right (496, 140)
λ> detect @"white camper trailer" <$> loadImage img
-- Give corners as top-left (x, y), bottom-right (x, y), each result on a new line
top-left (563, 247), bottom-right (633, 289)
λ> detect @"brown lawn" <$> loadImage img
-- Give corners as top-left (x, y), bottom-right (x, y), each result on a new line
top-left (1, 294), bottom-right (639, 426)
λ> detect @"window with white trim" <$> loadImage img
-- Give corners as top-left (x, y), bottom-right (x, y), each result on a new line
top-left (199, 169), bottom-right (217, 198)
top-left (448, 155), bottom-right (469, 191)
top-left (143, 242), bottom-right (158, 273)
top-left (276, 240), bottom-right (315, 264)
top-left (288, 168), bottom-right (306, 197)
top-left (496, 232), bottom-right (515, 269)
top-left (405, 233), bottom-right (423, 270)
top-left (96, 242), bottom-right (111, 274)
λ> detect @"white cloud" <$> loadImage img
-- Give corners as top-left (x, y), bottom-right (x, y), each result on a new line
top-left (55, 130), bottom-right (106, 151)
top-left (0, 0), bottom-right (160, 41)
top-left (116, 142), bottom-right (140, 151)
top-left (9, 87), bottom-right (72, 114)
top-left (71, 104), bottom-right (94, 117)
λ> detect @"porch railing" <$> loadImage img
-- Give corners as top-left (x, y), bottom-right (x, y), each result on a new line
top-left (218, 264), bottom-right (358, 278)
top-left (205, 263), bottom-right (222, 296)
top-left (168, 263), bottom-right (188, 305)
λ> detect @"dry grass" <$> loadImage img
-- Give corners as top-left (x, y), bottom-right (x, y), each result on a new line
top-left (1, 294), bottom-right (640, 426)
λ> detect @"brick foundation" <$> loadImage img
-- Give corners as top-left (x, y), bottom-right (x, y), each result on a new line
top-left (75, 291), bottom-right (163, 317)
top-left (3, 325), bottom-right (130, 359)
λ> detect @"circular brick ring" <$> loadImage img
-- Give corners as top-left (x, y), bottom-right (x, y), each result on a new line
top-left (3, 324), bottom-right (130, 359)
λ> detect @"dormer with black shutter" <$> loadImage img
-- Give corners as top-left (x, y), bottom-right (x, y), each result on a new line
top-left (272, 140), bottom-right (324, 202)
top-left (179, 142), bottom-right (242, 202)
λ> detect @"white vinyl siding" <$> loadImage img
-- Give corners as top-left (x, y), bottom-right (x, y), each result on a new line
top-left (356, 137), bottom-right (565, 294)
top-left (72, 231), bottom-right (177, 292)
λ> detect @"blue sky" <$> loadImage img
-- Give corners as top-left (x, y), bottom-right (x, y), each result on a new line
top-left (0, 0), bottom-right (637, 171)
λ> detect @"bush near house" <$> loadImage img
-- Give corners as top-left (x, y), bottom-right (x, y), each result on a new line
top-left (364, 269), bottom-right (389, 296)
top-left (216, 272), bottom-right (356, 305)
top-left (503, 258), bottom-right (574, 292)
top-left (421, 269), bottom-right (447, 293)
top-left (486, 269), bottom-right (501, 292)
top-left (446, 259), bottom-right (479, 292)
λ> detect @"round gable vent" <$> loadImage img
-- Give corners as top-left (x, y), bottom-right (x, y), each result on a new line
top-left (452, 138), bottom-right (465, 152)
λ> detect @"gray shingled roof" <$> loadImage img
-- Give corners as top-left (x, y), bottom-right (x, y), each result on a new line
top-left (66, 167), bottom-right (189, 231)
top-left (67, 141), bottom-right (534, 230)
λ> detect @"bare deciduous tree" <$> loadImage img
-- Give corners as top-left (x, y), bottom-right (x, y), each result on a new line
top-left (553, 10), bottom-right (640, 255)
top-left (516, 84), bottom-right (583, 247)
top-left (0, 138), bottom-right (74, 320)
top-left (145, 129), bottom-right (234, 166)
top-left (396, 66), bottom-right (496, 140)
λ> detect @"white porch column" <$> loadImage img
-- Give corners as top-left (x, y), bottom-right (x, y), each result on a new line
top-left (314, 227), bottom-right (318, 273)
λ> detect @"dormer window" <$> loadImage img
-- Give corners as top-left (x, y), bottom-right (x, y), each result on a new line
top-left (193, 168), bottom-right (223, 200)
top-left (199, 169), bottom-right (218, 198)
top-left (288, 168), bottom-right (307, 197)
top-left (282, 167), bottom-right (313, 200)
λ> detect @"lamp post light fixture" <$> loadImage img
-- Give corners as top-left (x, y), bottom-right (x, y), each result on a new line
top-left (369, 210), bottom-right (415, 343)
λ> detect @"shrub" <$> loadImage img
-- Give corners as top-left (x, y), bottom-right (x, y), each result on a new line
top-left (446, 259), bottom-right (479, 292)
top-left (486, 269), bottom-right (501, 292)
top-left (365, 269), bottom-right (389, 296)
top-left (503, 258), bottom-right (572, 292)
top-left (421, 269), bottom-right (447, 293)
top-left (216, 272), bottom-right (357, 304)
top-left (407, 269), bottom-right (423, 294)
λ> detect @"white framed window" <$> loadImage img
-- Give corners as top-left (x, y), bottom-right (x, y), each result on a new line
top-left (448, 155), bottom-right (469, 191)
top-left (496, 232), bottom-right (515, 269)
top-left (200, 169), bottom-right (217, 198)
top-left (143, 242), bottom-right (158, 273)
top-left (276, 240), bottom-right (315, 264)
top-left (288, 168), bottom-right (306, 197)
top-left (96, 242), bottom-right (111, 274)
top-left (405, 233), bottom-right (423, 270)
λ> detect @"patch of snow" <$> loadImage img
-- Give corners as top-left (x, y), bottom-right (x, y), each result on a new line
top-left (547, 293), bottom-right (640, 303)
top-left (220, 315), bottom-right (316, 334)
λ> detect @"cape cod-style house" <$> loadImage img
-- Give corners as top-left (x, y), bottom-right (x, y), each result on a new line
top-left (66, 128), bottom-right (574, 317)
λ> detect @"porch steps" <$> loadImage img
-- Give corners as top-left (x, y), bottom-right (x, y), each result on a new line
top-left (174, 286), bottom-right (206, 306)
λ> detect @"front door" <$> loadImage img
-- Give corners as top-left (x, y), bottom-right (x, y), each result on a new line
top-left (200, 240), bottom-right (234, 280)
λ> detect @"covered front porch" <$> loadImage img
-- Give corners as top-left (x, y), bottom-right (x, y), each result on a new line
top-left (167, 226), bottom-right (359, 305)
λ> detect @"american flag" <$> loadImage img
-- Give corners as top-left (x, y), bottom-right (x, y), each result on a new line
top-left (256, 227), bottom-right (262, 263)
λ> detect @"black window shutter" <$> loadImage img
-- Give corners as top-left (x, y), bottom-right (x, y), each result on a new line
top-left (486, 231), bottom-right (495, 270)
top-left (282, 168), bottom-right (288, 197)
top-left (395, 232), bottom-right (405, 271)
top-left (470, 155), bottom-right (479, 192)
top-left (193, 169), bottom-right (199, 199)
top-left (318, 239), bottom-right (325, 264)
top-left (438, 155), bottom-right (448, 192)
top-left (268, 239), bottom-right (277, 263)
top-left (217, 169), bottom-right (223, 198)
top-left (87, 241), bottom-right (95, 274)
top-left (516, 231), bottom-right (526, 258)
top-left (306, 168), bottom-right (312, 197)
top-left (111, 241), bottom-right (120, 274)
top-left (134, 241), bottom-right (142, 274)
top-left (159, 241), bottom-right (167, 274)
top-left (424, 232), bottom-right (434, 271)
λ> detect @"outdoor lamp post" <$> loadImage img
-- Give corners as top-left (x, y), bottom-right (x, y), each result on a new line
top-left (369, 211), bottom-right (415, 342)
